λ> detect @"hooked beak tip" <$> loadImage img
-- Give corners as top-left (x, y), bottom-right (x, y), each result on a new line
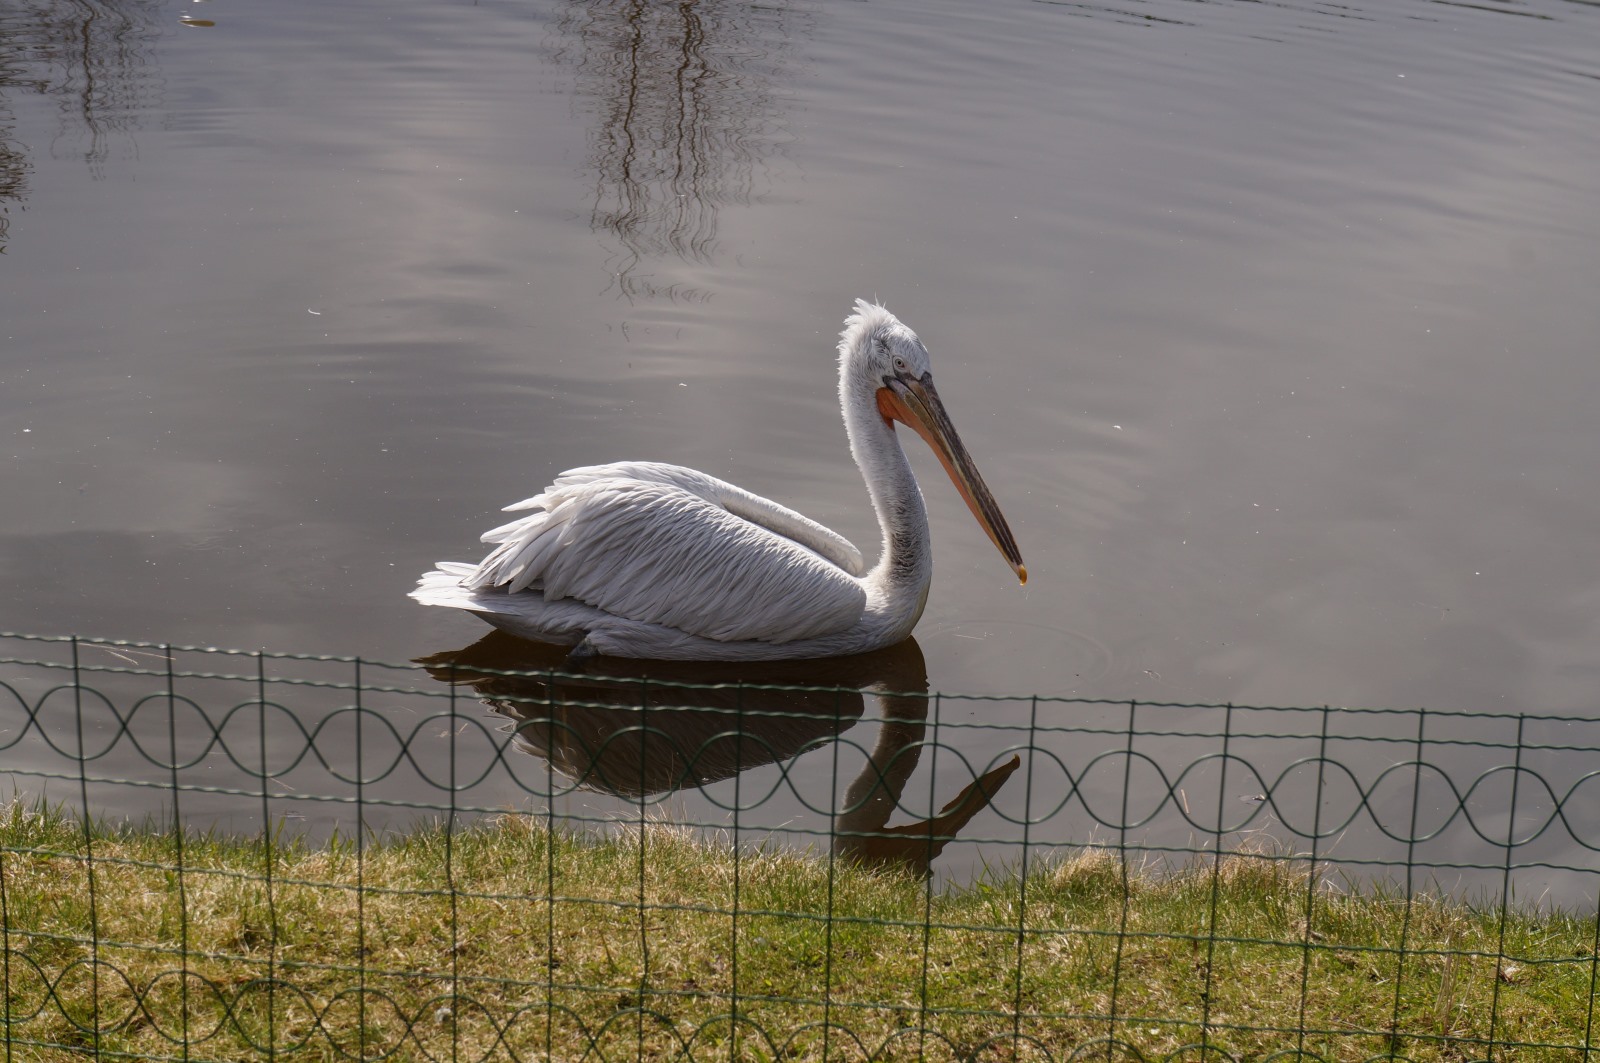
top-left (1015, 563), bottom-right (1028, 586)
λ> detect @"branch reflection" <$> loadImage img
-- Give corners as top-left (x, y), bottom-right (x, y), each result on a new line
top-left (0, 0), bottom-right (162, 249)
top-left (418, 632), bottom-right (1019, 877)
top-left (551, 0), bottom-right (806, 302)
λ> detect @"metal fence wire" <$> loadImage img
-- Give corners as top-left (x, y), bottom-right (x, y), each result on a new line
top-left (0, 631), bottom-right (1595, 1062)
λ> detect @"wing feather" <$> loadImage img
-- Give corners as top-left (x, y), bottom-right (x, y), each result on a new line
top-left (468, 467), bottom-right (866, 643)
top-left (518, 462), bottom-right (868, 577)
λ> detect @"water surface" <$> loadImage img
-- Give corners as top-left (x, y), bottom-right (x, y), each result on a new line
top-left (2, 0), bottom-right (1597, 890)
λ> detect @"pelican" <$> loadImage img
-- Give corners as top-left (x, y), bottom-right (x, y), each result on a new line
top-left (411, 300), bottom-right (1026, 660)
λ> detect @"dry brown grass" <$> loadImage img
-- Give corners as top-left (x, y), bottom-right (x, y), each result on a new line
top-left (0, 804), bottom-right (1592, 1061)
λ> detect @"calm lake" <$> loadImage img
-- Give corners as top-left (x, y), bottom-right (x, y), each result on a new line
top-left (2, 0), bottom-right (1597, 896)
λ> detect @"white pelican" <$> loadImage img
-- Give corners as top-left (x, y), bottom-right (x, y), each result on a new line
top-left (411, 300), bottom-right (1026, 660)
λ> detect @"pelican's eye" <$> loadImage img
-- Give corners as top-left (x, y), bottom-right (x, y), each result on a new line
top-left (893, 355), bottom-right (908, 373)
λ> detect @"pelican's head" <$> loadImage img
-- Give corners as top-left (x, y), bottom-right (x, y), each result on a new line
top-left (839, 299), bottom-right (1027, 585)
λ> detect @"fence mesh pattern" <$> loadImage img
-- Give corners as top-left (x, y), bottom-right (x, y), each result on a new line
top-left (0, 631), bottom-right (1595, 1061)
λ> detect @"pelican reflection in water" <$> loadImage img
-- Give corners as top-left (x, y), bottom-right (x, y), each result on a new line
top-left (417, 633), bottom-right (1019, 876)
top-left (412, 302), bottom-right (1025, 660)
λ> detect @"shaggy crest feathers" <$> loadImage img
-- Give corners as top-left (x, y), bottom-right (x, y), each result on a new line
top-left (839, 299), bottom-right (906, 361)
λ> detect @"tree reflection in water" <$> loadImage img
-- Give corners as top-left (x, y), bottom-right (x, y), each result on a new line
top-left (551, 0), bottom-right (808, 302)
top-left (0, 0), bottom-right (162, 249)
top-left (419, 632), bottom-right (1019, 878)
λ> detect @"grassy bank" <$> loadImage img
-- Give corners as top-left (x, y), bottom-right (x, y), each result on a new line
top-left (0, 802), bottom-right (1592, 1061)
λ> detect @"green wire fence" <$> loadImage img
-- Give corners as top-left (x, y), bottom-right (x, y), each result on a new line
top-left (0, 630), bottom-right (1595, 1061)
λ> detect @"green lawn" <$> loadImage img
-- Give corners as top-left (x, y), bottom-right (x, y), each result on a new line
top-left (0, 802), bottom-right (1592, 1061)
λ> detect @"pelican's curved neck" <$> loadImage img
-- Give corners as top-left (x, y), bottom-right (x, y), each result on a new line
top-left (841, 353), bottom-right (933, 626)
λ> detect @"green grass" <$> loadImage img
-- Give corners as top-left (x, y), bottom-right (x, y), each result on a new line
top-left (0, 801), bottom-right (1593, 1061)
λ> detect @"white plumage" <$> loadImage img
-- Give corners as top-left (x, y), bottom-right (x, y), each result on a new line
top-left (473, 464), bottom-right (866, 642)
top-left (411, 301), bottom-right (1025, 660)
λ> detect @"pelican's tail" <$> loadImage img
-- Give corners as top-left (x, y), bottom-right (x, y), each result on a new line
top-left (410, 562), bottom-right (485, 608)
top-left (410, 562), bottom-right (596, 648)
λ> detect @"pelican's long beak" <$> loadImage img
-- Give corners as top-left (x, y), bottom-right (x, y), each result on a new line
top-left (877, 373), bottom-right (1028, 584)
